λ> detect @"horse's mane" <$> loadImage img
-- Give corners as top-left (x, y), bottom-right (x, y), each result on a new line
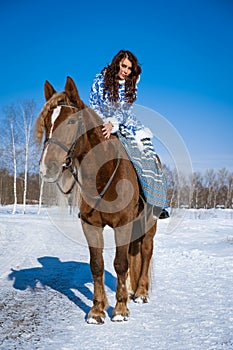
top-left (35, 89), bottom-right (105, 145)
top-left (35, 92), bottom-right (76, 144)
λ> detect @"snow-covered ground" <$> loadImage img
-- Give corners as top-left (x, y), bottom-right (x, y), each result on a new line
top-left (0, 205), bottom-right (233, 350)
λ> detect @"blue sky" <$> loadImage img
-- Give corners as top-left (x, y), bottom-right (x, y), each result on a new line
top-left (0, 0), bottom-right (233, 172)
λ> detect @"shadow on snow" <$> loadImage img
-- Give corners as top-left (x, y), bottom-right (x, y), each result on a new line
top-left (8, 256), bottom-right (117, 320)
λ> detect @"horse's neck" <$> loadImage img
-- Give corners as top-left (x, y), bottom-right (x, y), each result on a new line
top-left (77, 117), bottom-right (119, 181)
top-left (77, 108), bottom-right (120, 177)
top-left (81, 126), bottom-right (104, 158)
top-left (76, 113), bottom-right (104, 164)
top-left (82, 109), bottom-right (105, 147)
top-left (83, 108), bottom-right (104, 132)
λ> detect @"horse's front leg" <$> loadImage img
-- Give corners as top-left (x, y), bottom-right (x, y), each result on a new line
top-left (81, 222), bottom-right (108, 325)
top-left (112, 227), bottom-right (131, 322)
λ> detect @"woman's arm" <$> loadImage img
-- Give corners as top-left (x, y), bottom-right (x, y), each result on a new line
top-left (89, 73), bottom-right (106, 121)
top-left (89, 73), bottom-right (120, 133)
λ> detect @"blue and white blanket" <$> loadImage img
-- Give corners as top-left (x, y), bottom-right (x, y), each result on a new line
top-left (117, 125), bottom-right (167, 208)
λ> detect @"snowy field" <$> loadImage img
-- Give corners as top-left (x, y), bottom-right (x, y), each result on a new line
top-left (0, 205), bottom-right (233, 350)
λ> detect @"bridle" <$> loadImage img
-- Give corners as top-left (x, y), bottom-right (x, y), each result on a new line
top-left (44, 102), bottom-right (121, 201)
top-left (44, 102), bottom-right (83, 195)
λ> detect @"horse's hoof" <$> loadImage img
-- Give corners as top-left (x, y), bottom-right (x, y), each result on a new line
top-left (87, 316), bottom-right (105, 325)
top-left (111, 314), bottom-right (129, 322)
top-left (134, 295), bottom-right (149, 304)
top-left (128, 292), bottom-right (134, 300)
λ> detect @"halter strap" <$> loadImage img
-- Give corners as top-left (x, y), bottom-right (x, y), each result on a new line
top-left (57, 101), bottom-right (81, 110)
top-left (44, 137), bottom-right (70, 152)
top-left (56, 178), bottom-right (76, 195)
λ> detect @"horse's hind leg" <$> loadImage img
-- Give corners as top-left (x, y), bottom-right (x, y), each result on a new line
top-left (112, 227), bottom-right (131, 322)
top-left (81, 222), bottom-right (108, 324)
top-left (134, 208), bottom-right (157, 303)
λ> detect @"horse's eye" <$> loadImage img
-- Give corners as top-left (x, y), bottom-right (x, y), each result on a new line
top-left (68, 119), bottom-right (75, 124)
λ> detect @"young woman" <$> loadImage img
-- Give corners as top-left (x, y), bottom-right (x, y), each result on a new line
top-left (89, 49), bottom-right (169, 218)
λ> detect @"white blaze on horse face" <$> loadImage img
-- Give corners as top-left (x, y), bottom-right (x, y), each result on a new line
top-left (40, 106), bottom-right (61, 177)
top-left (49, 106), bottom-right (61, 138)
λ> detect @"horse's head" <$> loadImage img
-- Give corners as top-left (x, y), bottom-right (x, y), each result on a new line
top-left (35, 76), bottom-right (86, 182)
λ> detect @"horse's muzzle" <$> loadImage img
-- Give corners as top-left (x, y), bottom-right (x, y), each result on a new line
top-left (40, 160), bottom-right (60, 182)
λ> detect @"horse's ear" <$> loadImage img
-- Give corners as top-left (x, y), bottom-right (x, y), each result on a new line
top-left (44, 80), bottom-right (56, 101)
top-left (65, 76), bottom-right (82, 105)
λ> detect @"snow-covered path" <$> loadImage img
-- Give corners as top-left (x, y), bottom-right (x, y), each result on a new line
top-left (0, 206), bottom-right (233, 350)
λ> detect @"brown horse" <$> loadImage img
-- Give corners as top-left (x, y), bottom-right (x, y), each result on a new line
top-left (35, 76), bottom-right (157, 324)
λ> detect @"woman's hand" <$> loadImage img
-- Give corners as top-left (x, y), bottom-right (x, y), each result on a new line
top-left (102, 123), bottom-right (113, 139)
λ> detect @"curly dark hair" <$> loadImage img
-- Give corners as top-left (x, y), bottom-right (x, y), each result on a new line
top-left (103, 50), bottom-right (142, 104)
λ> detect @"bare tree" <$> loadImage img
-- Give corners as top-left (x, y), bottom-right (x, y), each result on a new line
top-left (204, 169), bottom-right (216, 208)
top-left (191, 172), bottom-right (202, 208)
top-left (216, 168), bottom-right (228, 207)
top-left (226, 172), bottom-right (233, 208)
top-left (10, 120), bottom-right (18, 213)
top-left (17, 101), bottom-right (36, 214)
top-left (0, 101), bottom-right (40, 211)
top-left (1, 106), bottom-right (19, 213)
top-left (38, 178), bottom-right (44, 214)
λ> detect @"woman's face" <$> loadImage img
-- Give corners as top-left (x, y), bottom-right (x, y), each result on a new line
top-left (118, 57), bottom-right (132, 80)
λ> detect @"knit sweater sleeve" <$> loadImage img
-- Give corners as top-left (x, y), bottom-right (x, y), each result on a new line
top-left (89, 73), bottom-right (106, 121)
top-left (89, 73), bottom-right (120, 132)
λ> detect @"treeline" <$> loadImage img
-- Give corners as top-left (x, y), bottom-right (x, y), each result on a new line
top-left (0, 170), bottom-right (40, 205)
top-left (0, 101), bottom-right (41, 213)
top-left (0, 100), bottom-right (232, 210)
top-left (164, 166), bottom-right (233, 209)
top-left (1, 165), bottom-right (232, 209)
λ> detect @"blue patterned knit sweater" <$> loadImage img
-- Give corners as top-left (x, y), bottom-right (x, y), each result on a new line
top-left (89, 71), bottom-right (149, 137)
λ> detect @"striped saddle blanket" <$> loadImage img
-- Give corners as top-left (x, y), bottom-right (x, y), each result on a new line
top-left (117, 126), bottom-right (167, 208)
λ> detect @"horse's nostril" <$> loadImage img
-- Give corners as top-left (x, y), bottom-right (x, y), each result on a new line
top-left (40, 160), bottom-right (60, 181)
top-left (49, 160), bottom-right (59, 173)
